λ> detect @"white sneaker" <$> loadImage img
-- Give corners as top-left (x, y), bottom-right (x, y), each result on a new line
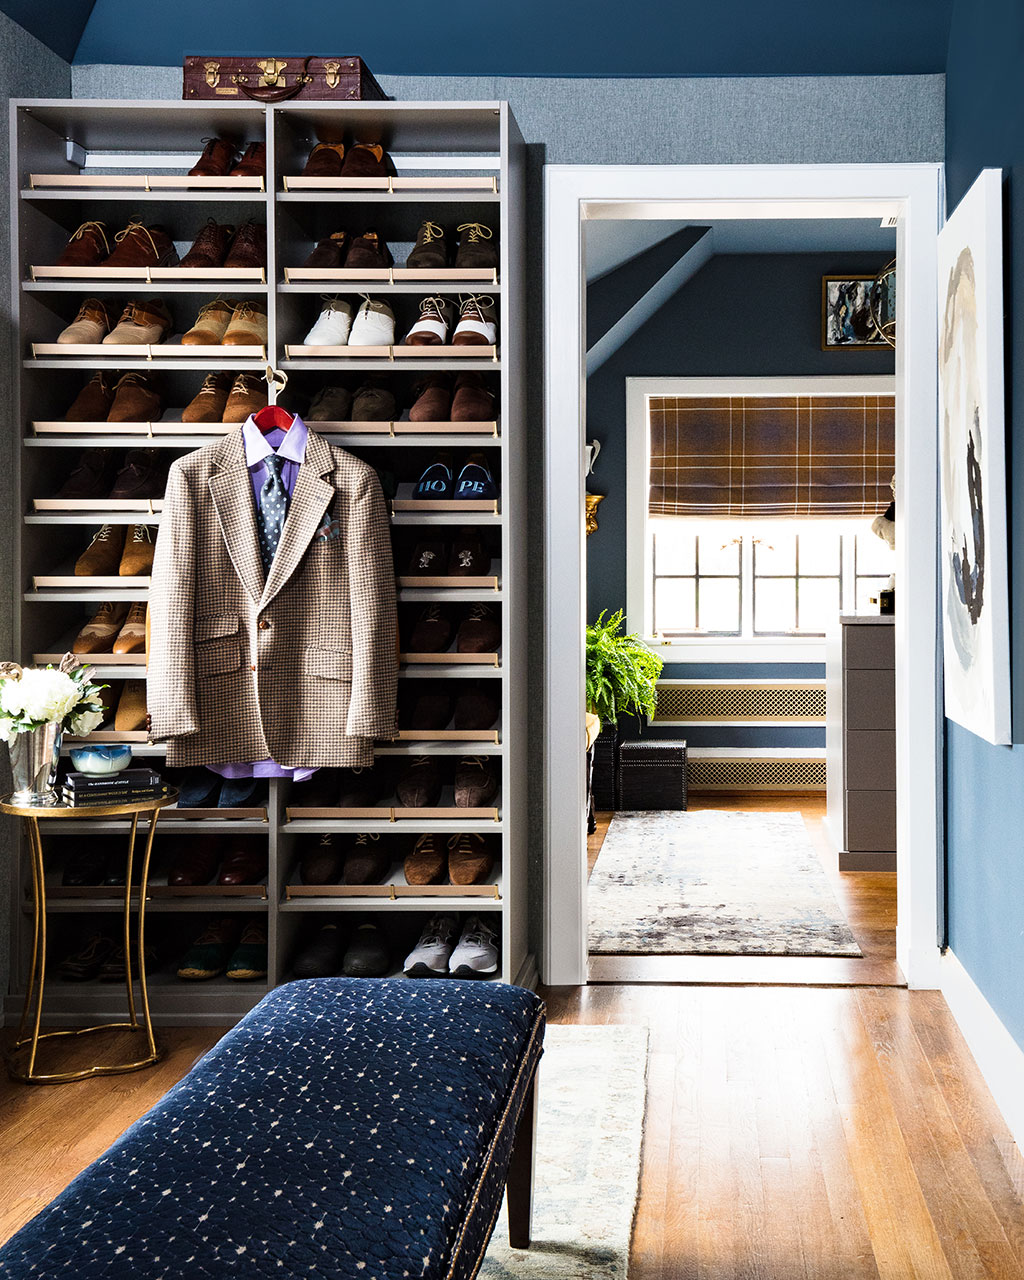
top-left (448, 915), bottom-right (499, 978)
top-left (303, 297), bottom-right (353, 346)
top-left (403, 913), bottom-right (458, 977)
top-left (349, 296), bottom-right (395, 347)
top-left (402, 295), bottom-right (449, 346)
top-left (452, 295), bottom-right (497, 346)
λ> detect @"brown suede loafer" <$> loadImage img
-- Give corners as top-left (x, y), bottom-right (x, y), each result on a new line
top-left (223, 374), bottom-right (268, 423)
top-left (65, 372), bottom-right (115, 422)
top-left (350, 382), bottom-right (396, 422)
top-left (189, 137), bottom-right (237, 177)
top-left (167, 835), bottom-right (221, 886)
top-left (344, 230), bottom-right (392, 270)
top-left (224, 220), bottom-right (267, 269)
top-left (182, 371), bottom-right (233, 423)
top-left (341, 833), bottom-right (390, 885)
top-left (409, 693), bottom-right (453, 731)
top-left (453, 686), bottom-right (500, 730)
top-left (103, 221), bottom-right (178, 268)
top-left (180, 219), bottom-right (234, 268)
top-left (230, 142), bottom-right (266, 178)
top-left (303, 231), bottom-right (348, 269)
top-left (404, 833), bottom-right (447, 886)
top-left (447, 832), bottom-right (496, 885)
top-left (454, 756), bottom-right (499, 808)
top-left (406, 220), bottom-right (449, 270)
top-left (109, 449), bottom-right (164, 500)
top-left (451, 372), bottom-right (496, 422)
top-left (448, 528), bottom-right (491, 576)
top-left (58, 449), bottom-right (117, 498)
top-left (119, 524), bottom-right (156, 576)
top-left (102, 299), bottom-right (173, 346)
top-left (410, 374), bottom-right (452, 422)
top-left (395, 756), bottom-right (445, 807)
top-left (407, 540), bottom-right (447, 576)
top-left (72, 601), bottom-right (130, 655)
top-left (112, 602), bottom-right (148, 654)
top-left (75, 524), bottom-right (125, 576)
top-left (302, 142), bottom-right (345, 177)
top-left (108, 372), bottom-right (163, 423)
top-left (56, 220), bottom-right (110, 267)
top-left (307, 385), bottom-right (353, 422)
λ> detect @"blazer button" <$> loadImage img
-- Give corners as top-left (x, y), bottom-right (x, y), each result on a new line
top-left (258, 620), bottom-right (270, 630)
top-left (251, 664), bottom-right (256, 671)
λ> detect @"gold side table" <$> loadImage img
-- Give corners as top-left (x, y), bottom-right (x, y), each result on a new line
top-left (0, 789), bottom-right (177, 1085)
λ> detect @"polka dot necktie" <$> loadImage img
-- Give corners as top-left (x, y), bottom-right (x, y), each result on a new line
top-left (257, 453), bottom-right (289, 573)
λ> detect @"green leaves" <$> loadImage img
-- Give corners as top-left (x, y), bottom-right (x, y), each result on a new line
top-left (585, 609), bottom-right (663, 727)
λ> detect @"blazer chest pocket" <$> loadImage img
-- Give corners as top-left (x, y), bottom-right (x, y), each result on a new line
top-left (304, 648), bottom-right (353, 682)
top-left (195, 615), bottom-right (242, 678)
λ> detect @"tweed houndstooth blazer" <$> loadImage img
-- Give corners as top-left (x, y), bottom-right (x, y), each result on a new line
top-left (148, 426), bottom-right (397, 768)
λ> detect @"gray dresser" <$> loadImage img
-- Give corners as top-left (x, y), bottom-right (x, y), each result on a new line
top-left (825, 616), bottom-right (896, 871)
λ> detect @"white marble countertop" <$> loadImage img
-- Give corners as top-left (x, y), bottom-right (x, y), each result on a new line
top-left (839, 613), bottom-right (895, 625)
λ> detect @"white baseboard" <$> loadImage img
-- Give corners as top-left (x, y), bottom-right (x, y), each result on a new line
top-left (941, 949), bottom-right (1024, 1153)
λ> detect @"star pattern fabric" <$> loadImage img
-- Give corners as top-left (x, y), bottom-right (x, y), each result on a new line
top-left (0, 979), bottom-right (546, 1280)
top-left (257, 453), bottom-right (289, 572)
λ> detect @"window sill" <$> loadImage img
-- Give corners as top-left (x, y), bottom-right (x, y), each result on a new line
top-left (645, 637), bottom-right (827, 664)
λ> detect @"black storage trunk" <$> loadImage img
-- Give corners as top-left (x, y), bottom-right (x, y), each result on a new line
top-left (617, 739), bottom-right (688, 810)
top-left (591, 726), bottom-right (619, 810)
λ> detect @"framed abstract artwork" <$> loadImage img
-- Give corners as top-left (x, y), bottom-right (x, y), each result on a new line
top-left (937, 168), bottom-right (1011, 745)
top-left (821, 272), bottom-right (895, 348)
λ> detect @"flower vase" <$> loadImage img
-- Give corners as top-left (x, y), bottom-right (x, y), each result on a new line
top-left (8, 721), bottom-right (63, 807)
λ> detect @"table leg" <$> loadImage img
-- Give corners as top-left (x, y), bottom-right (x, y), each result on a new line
top-left (135, 807), bottom-right (161, 1068)
top-left (22, 818), bottom-right (48, 1081)
top-left (122, 813), bottom-right (140, 1029)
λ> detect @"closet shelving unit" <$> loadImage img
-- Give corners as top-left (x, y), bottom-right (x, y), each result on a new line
top-left (7, 98), bottom-right (528, 1025)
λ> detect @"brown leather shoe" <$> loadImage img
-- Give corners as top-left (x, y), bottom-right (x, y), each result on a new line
top-left (230, 142), bottom-right (266, 178)
top-left (65, 372), bottom-right (115, 422)
top-left (112, 601), bottom-right (148, 653)
top-left (222, 300), bottom-right (267, 347)
top-left (181, 298), bottom-right (236, 345)
top-left (447, 832), bottom-right (496, 885)
top-left (223, 373), bottom-right (268, 423)
top-left (179, 219), bottom-right (234, 269)
top-left (350, 381), bottom-right (396, 422)
top-left (344, 230), bottom-right (392, 270)
top-left (403, 833), bottom-right (446, 885)
top-left (406, 221), bottom-right (449, 270)
top-left (182, 371), bottom-right (233, 422)
top-left (453, 686), bottom-right (500, 730)
top-left (224, 221), bottom-right (266, 269)
top-left (341, 142), bottom-right (395, 178)
top-left (189, 137), bottom-right (237, 177)
top-left (456, 603), bottom-right (501, 654)
top-left (303, 232), bottom-right (348, 269)
top-left (409, 693), bottom-right (453, 731)
top-left (109, 449), bottom-right (164, 499)
top-left (448, 528), bottom-right (491, 576)
top-left (102, 299), bottom-right (172, 346)
top-left (119, 524), bottom-right (156, 576)
top-left (167, 835), bottom-right (220, 886)
top-left (307, 385), bottom-right (353, 422)
top-left (407, 605), bottom-right (454, 653)
top-left (56, 221), bottom-right (110, 267)
top-left (217, 842), bottom-right (268, 886)
top-left (451, 372), bottom-right (496, 422)
top-left (454, 756), bottom-right (499, 807)
top-left (452, 294), bottom-right (497, 345)
top-left (341, 833), bottom-right (390, 885)
top-left (58, 449), bottom-right (117, 498)
top-left (395, 756), bottom-right (444, 807)
top-left (302, 142), bottom-right (345, 177)
top-left (114, 680), bottom-right (147, 731)
top-left (103, 222), bottom-right (178, 268)
top-left (57, 298), bottom-right (113, 344)
top-left (403, 296), bottom-right (450, 346)
top-left (455, 222), bottom-right (498, 270)
top-left (108, 372), bottom-right (163, 423)
top-left (410, 374), bottom-right (452, 422)
top-left (299, 833), bottom-right (345, 885)
top-left (75, 524), bottom-right (125, 576)
top-left (72, 601), bottom-right (130, 654)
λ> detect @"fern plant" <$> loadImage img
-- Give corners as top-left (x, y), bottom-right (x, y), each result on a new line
top-left (585, 609), bottom-right (663, 726)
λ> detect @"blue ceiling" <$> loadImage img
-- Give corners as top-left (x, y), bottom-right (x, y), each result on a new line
top-left (1, 0), bottom-right (954, 74)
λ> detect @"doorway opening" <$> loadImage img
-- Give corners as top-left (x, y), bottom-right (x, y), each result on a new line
top-left (543, 165), bottom-right (944, 989)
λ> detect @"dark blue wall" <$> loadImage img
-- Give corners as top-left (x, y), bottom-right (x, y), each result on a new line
top-left (944, 0), bottom-right (1024, 1051)
top-left (65, 0), bottom-right (952, 73)
top-left (586, 251), bottom-right (894, 746)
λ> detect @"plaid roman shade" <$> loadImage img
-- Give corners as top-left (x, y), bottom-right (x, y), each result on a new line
top-left (648, 394), bottom-right (895, 518)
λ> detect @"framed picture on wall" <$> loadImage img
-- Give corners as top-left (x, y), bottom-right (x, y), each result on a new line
top-left (821, 272), bottom-right (895, 348)
top-left (937, 168), bottom-right (1011, 746)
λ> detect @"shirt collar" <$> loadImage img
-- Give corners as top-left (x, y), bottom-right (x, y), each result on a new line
top-left (241, 414), bottom-right (309, 468)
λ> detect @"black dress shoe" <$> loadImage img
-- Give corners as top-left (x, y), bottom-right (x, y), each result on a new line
top-left (336, 764), bottom-right (390, 808)
top-left (342, 919), bottom-right (391, 977)
top-left (61, 838), bottom-right (110, 887)
top-left (409, 693), bottom-right (453, 731)
top-left (299, 833), bottom-right (346, 885)
top-left (293, 922), bottom-right (346, 978)
top-left (290, 769), bottom-right (344, 809)
top-left (453, 686), bottom-right (500, 730)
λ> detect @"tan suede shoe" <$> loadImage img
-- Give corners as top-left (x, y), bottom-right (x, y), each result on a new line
top-left (107, 373), bottom-right (162, 423)
top-left (114, 679), bottom-right (148, 731)
top-left (182, 371), bottom-right (233, 423)
top-left (446, 832), bottom-right (496, 885)
top-left (64, 372), bottom-right (116, 422)
top-left (181, 298), bottom-right (236, 346)
top-left (119, 525), bottom-right (155, 576)
top-left (403, 833), bottom-right (447, 886)
top-left (72, 601), bottom-right (130, 655)
top-left (112, 602), bottom-right (148, 654)
top-left (222, 300), bottom-right (268, 347)
top-left (102, 299), bottom-right (172, 346)
top-left (222, 374), bottom-right (268, 423)
top-left (75, 524), bottom-right (126, 576)
top-left (57, 298), bottom-right (112, 344)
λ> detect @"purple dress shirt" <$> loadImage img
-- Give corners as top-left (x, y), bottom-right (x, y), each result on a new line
top-left (208, 414), bottom-right (316, 783)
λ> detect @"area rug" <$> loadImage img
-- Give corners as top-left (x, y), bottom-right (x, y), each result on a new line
top-left (588, 810), bottom-right (862, 956)
top-left (480, 1024), bottom-right (648, 1279)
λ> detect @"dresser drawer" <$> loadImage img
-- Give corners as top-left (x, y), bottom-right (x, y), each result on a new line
top-left (844, 669), bottom-right (895, 730)
top-left (845, 789), bottom-right (896, 852)
top-left (845, 730), bottom-right (896, 791)
top-left (844, 624), bottom-right (895, 670)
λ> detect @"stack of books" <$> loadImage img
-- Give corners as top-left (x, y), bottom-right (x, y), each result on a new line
top-left (61, 769), bottom-right (168, 808)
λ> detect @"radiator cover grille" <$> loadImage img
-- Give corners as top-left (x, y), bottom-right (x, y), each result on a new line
top-left (654, 682), bottom-right (825, 722)
top-left (688, 756), bottom-right (826, 791)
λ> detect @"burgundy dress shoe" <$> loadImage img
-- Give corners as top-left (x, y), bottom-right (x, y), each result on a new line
top-left (456, 603), bottom-right (501, 654)
top-left (217, 842), bottom-right (268, 886)
top-left (224, 221), bottom-right (267, 269)
top-left (409, 375), bottom-right (452, 422)
top-left (409, 693), bottom-right (453, 731)
top-left (58, 449), bottom-right (117, 498)
top-left (341, 142), bottom-right (395, 178)
top-left (448, 528), bottom-right (491, 576)
top-left (344, 231), bottom-right (392, 270)
top-left (104, 222), bottom-right (178, 269)
top-left (189, 137), bottom-right (238, 177)
top-left (407, 605), bottom-right (454, 653)
top-left (302, 142), bottom-right (346, 177)
top-left (180, 219), bottom-right (234, 268)
top-left (303, 232), bottom-right (348, 269)
top-left (395, 756), bottom-right (445, 807)
top-left (341, 833), bottom-right (391, 885)
top-left (451, 372), bottom-right (497, 423)
top-left (109, 449), bottom-right (165, 500)
top-left (230, 142), bottom-right (266, 178)
top-left (453, 687), bottom-right (500, 731)
top-left (56, 220), bottom-right (110, 267)
top-left (166, 836), bottom-right (220, 887)
top-left (455, 756), bottom-right (499, 808)
top-left (299, 833), bottom-right (346, 885)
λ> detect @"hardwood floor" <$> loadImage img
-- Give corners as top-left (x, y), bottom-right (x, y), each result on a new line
top-left (588, 794), bottom-right (903, 987)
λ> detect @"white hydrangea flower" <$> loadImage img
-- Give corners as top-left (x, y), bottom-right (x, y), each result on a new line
top-left (68, 707), bottom-right (104, 737)
top-left (0, 717), bottom-right (17, 745)
top-left (0, 680), bottom-right (23, 716)
top-left (9, 668), bottom-right (81, 725)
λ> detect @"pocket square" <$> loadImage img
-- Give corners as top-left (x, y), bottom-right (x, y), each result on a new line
top-left (314, 516), bottom-right (343, 544)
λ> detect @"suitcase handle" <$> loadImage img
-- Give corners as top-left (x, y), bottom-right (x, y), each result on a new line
top-left (236, 57), bottom-right (310, 102)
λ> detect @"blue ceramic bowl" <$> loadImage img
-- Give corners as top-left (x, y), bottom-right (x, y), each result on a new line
top-left (68, 743), bottom-right (134, 776)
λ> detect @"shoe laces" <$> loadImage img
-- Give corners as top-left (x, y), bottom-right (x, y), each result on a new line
top-left (459, 294), bottom-right (495, 317)
top-left (420, 604), bottom-right (442, 622)
top-left (319, 295), bottom-right (349, 314)
top-left (114, 371), bottom-right (152, 390)
top-left (417, 296), bottom-right (448, 321)
top-left (117, 301), bottom-right (163, 326)
top-left (466, 603), bottom-right (494, 622)
top-left (195, 298), bottom-right (234, 321)
top-left (94, 601), bottom-right (121, 620)
top-left (413, 833), bottom-right (438, 852)
top-left (410, 755), bottom-right (432, 769)
top-left (232, 301), bottom-right (264, 323)
top-left (358, 294), bottom-right (391, 316)
top-left (459, 916), bottom-right (496, 946)
top-left (460, 755), bottom-right (490, 770)
top-left (457, 223), bottom-right (493, 244)
top-left (69, 220), bottom-right (109, 252)
top-left (419, 914), bottom-right (456, 946)
top-left (126, 601), bottom-right (147, 623)
top-left (76, 297), bottom-right (108, 321)
top-left (114, 221), bottom-right (160, 257)
top-left (198, 372), bottom-right (225, 394)
top-left (67, 934), bottom-right (111, 964)
top-left (448, 833), bottom-right (482, 854)
top-left (91, 524), bottom-right (116, 544)
top-left (353, 832), bottom-right (380, 847)
top-left (419, 221), bottom-right (445, 244)
top-left (130, 525), bottom-right (153, 545)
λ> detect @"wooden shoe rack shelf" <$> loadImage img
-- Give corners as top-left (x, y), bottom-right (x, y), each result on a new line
top-left (8, 99), bottom-right (528, 1024)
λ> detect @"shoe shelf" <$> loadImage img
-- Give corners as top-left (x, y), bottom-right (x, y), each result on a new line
top-left (399, 664), bottom-right (501, 681)
top-left (28, 589), bottom-right (147, 605)
top-left (397, 588), bottom-right (503, 606)
top-left (397, 729), bottom-right (500, 745)
top-left (30, 421), bottom-right (238, 437)
top-left (283, 817), bottom-right (502, 836)
top-left (392, 488), bottom-right (499, 513)
top-left (23, 189), bottom-right (269, 206)
top-left (286, 801), bottom-right (499, 822)
top-left (28, 265), bottom-right (267, 283)
top-left (279, 359), bottom-right (502, 374)
top-left (31, 571), bottom-right (150, 589)
top-left (30, 342), bottom-right (266, 361)
top-left (159, 806), bottom-right (268, 823)
top-left (282, 269), bottom-right (499, 287)
top-left (375, 742), bottom-right (505, 757)
top-left (318, 420), bottom-right (500, 438)
top-left (64, 729), bottom-right (149, 744)
top-left (397, 574), bottom-right (499, 591)
top-left (32, 497), bottom-right (163, 512)
top-left (28, 174), bottom-right (267, 192)
top-left (24, 281), bottom-right (270, 297)
top-left (283, 344), bottom-right (498, 361)
top-left (33, 637), bottom-right (146, 665)
top-left (284, 880), bottom-right (502, 903)
top-left (281, 176), bottom-right (499, 194)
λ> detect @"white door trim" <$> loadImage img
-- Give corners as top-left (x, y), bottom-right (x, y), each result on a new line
top-left (543, 163), bottom-right (945, 988)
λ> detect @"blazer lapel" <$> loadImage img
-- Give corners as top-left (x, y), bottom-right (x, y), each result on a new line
top-left (207, 430), bottom-right (265, 606)
top-left (259, 428), bottom-right (334, 610)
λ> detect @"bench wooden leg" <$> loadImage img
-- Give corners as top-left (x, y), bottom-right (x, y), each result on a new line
top-left (506, 1073), bottom-right (537, 1249)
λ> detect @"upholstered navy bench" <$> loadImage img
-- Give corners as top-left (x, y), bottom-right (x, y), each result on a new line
top-left (0, 978), bottom-right (545, 1279)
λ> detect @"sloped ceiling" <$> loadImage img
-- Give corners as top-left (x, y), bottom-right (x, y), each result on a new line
top-left (0, 0), bottom-right (953, 73)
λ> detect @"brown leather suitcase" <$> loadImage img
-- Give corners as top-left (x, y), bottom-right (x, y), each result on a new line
top-left (183, 56), bottom-right (387, 102)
